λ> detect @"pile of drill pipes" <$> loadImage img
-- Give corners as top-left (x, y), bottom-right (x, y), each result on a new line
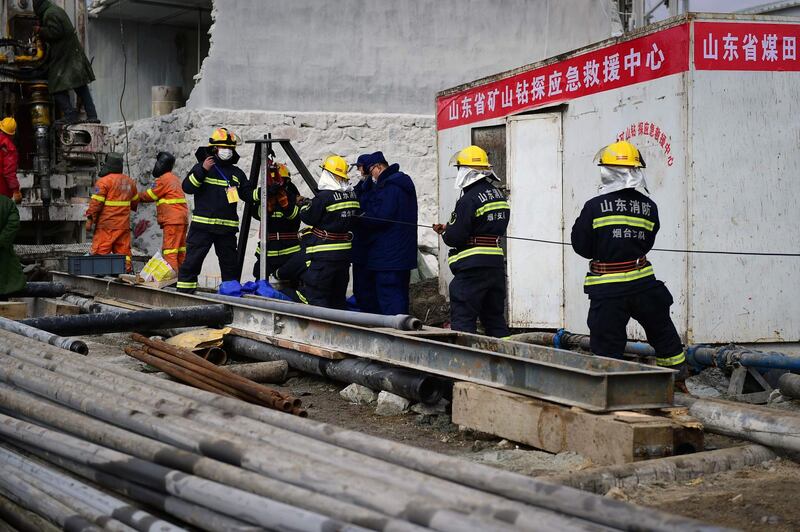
top-left (0, 329), bottom-right (716, 532)
top-left (126, 333), bottom-right (305, 416)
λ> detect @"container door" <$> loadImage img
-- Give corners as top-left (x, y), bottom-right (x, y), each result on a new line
top-left (506, 113), bottom-right (563, 329)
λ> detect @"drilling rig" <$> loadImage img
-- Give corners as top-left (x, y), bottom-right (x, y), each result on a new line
top-left (1, 0), bottom-right (108, 245)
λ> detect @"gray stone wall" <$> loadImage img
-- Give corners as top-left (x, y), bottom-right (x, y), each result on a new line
top-left (111, 107), bottom-right (438, 287)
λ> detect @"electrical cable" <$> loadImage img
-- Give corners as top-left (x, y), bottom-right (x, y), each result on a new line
top-left (355, 214), bottom-right (800, 257)
top-left (118, 13), bottom-right (130, 174)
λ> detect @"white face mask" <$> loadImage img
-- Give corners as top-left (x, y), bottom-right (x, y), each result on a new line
top-left (217, 148), bottom-right (233, 161)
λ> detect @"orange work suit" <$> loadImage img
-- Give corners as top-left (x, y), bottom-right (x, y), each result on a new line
top-left (86, 173), bottom-right (139, 271)
top-left (139, 171), bottom-right (189, 273)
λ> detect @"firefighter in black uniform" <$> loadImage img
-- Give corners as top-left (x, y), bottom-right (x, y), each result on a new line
top-left (433, 145), bottom-right (511, 337)
top-left (251, 162), bottom-right (302, 280)
top-left (570, 140), bottom-right (689, 388)
top-left (177, 127), bottom-right (250, 293)
top-left (296, 155), bottom-right (359, 309)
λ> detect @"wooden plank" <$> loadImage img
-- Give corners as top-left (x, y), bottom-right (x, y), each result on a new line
top-left (230, 328), bottom-right (348, 360)
top-left (118, 274), bottom-right (176, 289)
top-left (452, 382), bottom-right (703, 466)
top-left (41, 298), bottom-right (80, 316)
top-left (94, 296), bottom-right (151, 311)
top-left (0, 301), bottom-right (27, 319)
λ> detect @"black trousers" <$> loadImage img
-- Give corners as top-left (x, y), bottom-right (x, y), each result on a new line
top-left (53, 86), bottom-right (98, 121)
top-left (177, 226), bottom-right (238, 292)
top-left (449, 267), bottom-right (510, 338)
top-left (587, 283), bottom-right (684, 366)
top-left (299, 261), bottom-right (349, 310)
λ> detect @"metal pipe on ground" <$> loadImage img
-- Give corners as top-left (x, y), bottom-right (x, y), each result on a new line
top-left (0, 333), bottom-right (718, 532)
top-left (509, 331), bottom-right (655, 358)
top-left (131, 334), bottom-right (300, 408)
top-left (0, 445), bottom-right (180, 532)
top-left (222, 361), bottom-right (288, 383)
top-left (22, 449), bottom-right (260, 532)
top-left (20, 305), bottom-right (232, 336)
top-left (675, 393), bottom-right (800, 452)
top-left (0, 383), bottom-right (429, 532)
top-left (0, 413), bottom-right (369, 532)
top-left (7, 282), bottom-right (66, 298)
top-left (226, 334), bottom-right (447, 404)
top-left (0, 357), bottom-right (555, 532)
top-left (0, 316), bottom-right (87, 354)
top-left (778, 373), bottom-right (800, 399)
top-left (0, 493), bottom-right (61, 532)
top-left (541, 444), bottom-right (777, 494)
top-left (0, 466), bottom-right (101, 532)
top-left (202, 291), bottom-right (422, 331)
top-left (0, 339), bottom-right (605, 532)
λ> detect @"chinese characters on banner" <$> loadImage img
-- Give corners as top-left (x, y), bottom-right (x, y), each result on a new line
top-left (436, 24), bottom-right (689, 130)
top-left (616, 122), bottom-right (675, 166)
top-left (694, 22), bottom-right (800, 71)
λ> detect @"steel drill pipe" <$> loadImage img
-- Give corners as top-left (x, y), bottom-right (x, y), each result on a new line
top-left (131, 344), bottom-right (293, 412)
top-left (0, 334), bottom-right (716, 532)
top-left (0, 466), bottom-right (102, 532)
top-left (778, 372), bottom-right (800, 399)
top-left (226, 334), bottom-right (447, 404)
top-left (0, 456), bottom-right (139, 532)
top-left (0, 316), bottom-right (87, 354)
top-left (0, 344), bottom-right (600, 531)
top-left (24, 450), bottom-right (260, 532)
top-left (123, 347), bottom-right (264, 406)
top-left (676, 393), bottom-right (800, 453)
top-left (6, 282), bottom-right (67, 298)
top-left (20, 304), bottom-right (232, 336)
top-left (204, 291), bottom-right (422, 331)
top-left (0, 493), bottom-right (61, 532)
top-left (0, 446), bottom-right (181, 532)
top-left (0, 383), bottom-right (432, 532)
top-left (132, 333), bottom-right (300, 408)
top-left (223, 360), bottom-right (288, 384)
top-left (0, 414), bottom-right (368, 532)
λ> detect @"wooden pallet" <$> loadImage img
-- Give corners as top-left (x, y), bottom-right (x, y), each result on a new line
top-left (452, 382), bottom-right (704, 466)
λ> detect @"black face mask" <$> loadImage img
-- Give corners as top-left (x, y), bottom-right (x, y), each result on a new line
top-left (152, 151), bottom-right (175, 178)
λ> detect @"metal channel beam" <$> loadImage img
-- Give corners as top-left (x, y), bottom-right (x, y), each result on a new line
top-left (53, 273), bottom-right (674, 411)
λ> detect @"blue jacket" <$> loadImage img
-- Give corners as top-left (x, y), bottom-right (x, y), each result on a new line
top-left (351, 178), bottom-right (374, 266)
top-left (360, 164), bottom-right (418, 271)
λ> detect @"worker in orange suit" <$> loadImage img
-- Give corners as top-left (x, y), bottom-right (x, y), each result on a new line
top-left (0, 117), bottom-right (20, 203)
top-left (85, 152), bottom-right (138, 272)
top-left (139, 151), bottom-right (188, 273)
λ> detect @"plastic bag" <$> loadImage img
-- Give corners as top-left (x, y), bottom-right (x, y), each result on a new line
top-left (140, 252), bottom-right (175, 282)
top-left (218, 280), bottom-right (243, 297)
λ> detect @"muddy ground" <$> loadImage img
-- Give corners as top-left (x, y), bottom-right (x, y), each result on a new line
top-left (85, 335), bottom-right (800, 531)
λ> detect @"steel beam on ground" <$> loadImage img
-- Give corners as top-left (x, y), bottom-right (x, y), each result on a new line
top-left (53, 273), bottom-right (674, 411)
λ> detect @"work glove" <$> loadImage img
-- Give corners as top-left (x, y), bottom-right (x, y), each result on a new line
top-left (12, 191), bottom-right (21, 204)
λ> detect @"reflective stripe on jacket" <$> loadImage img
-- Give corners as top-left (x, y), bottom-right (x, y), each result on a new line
top-left (139, 171), bottom-right (189, 226)
top-left (85, 173), bottom-right (139, 230)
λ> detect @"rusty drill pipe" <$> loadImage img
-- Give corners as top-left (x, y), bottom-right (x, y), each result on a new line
top-left (132, 333), bottom-right (300, 408)
top-left (224, 361), bottom-right (289, 384)
top-left (134, 345), bottom-right (290, 411)
top-left (199, 346), bottom-right (228, 365)
top-left (124, 347), bottom-right (257, 406)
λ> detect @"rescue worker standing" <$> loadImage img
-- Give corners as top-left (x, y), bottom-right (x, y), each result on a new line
top-left (360, 151), bottom-right (418, 315)
top-left (0, 193), bottom-right (25, 299)
top-left (351, 153), bottom-right (376, 312)
top-left (570, 141), bottom-right (689, 388)
top-left (139, 152), bottom-right (189, 274)
top-left (251, 162), bottom-right (301, 280)
top-left (33, 0), bottom-right (98, 124)
top-left (0, 118), bottom-right (20, 203)
top-left (85, 153), bottom-right (138, 272)
top-left (178, 127), bottom-right (249, 293)
top-left (433, 145), bottom-right (510, 337)
top-left (297, 155), bottom-right (359, 309)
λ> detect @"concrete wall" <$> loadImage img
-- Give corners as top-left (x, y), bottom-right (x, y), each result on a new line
top-left (110, 107), bottom-right (437, 287)
top-left (189, 0), bottom-right (622, 115)
top-left (89, 19), bottom-right (210, 123)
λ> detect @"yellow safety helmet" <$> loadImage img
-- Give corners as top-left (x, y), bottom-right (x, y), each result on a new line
top-left (449, 145), bottom-right (491, 168)
top-left (595, 141), bottom-right (646, 168)
top-left (321, 154), bottom-right (349, 179)
top-left (208, 127), bottom-right (239, 148)
top-left (0, 117), bottom-right (16, 136)
top-left (277, 163), bottom-right (290, 178)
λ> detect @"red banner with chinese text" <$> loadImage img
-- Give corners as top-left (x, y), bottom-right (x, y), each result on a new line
top-left (436, 24), bottom-right (690, 131)
top-left (694, 22), bottom-right (800, 71)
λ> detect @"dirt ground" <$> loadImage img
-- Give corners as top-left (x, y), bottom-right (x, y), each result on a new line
top-left (85, 335), bottom-right (800, 530)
